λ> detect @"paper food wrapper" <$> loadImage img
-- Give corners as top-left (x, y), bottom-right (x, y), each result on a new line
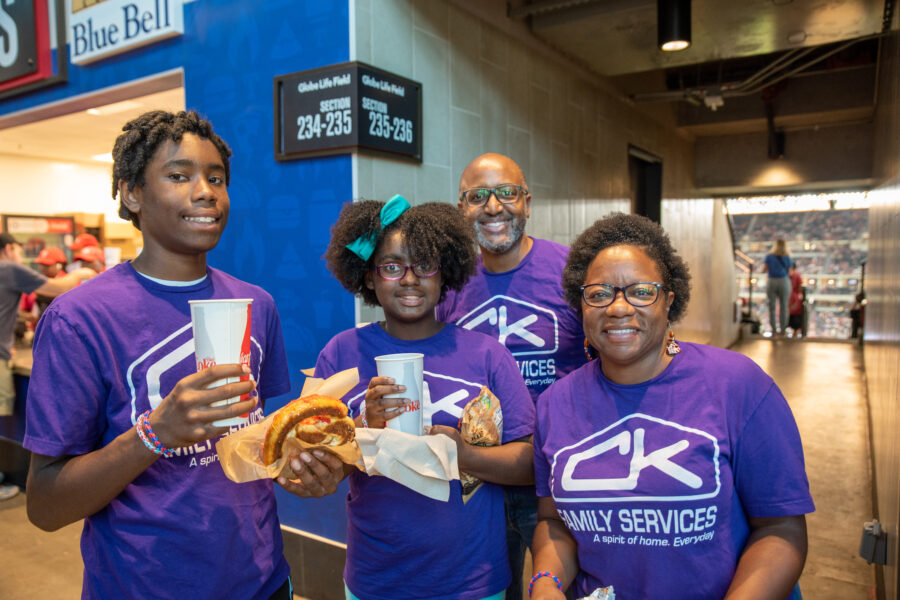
top-left (579, 587), bottom-right (615, 600)
top-left (216, 368), bottom-right (364, 482)
top-left (217, 367), bottom-right (459, 502)
top-left (355, 428), bottom-right (459, 502)
top-left (458, 386), bottom-right (503, 503)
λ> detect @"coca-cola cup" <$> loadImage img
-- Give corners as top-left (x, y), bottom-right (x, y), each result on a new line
top-left (374, 352), bottom-right (424, 435)
top-left (189, 299), bottom-right (253, 427)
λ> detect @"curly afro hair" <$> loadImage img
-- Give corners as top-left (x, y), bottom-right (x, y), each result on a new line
top-left (325, 200), bottom-right (477, 306)
top-left (562, 212), bottom-right (692, 322)
top-left (111, 110), bottom-right (232, 230)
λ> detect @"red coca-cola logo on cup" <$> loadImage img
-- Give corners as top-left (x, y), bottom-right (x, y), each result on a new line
top-left (197, 357), bottom-right (217, 370)
top-left (403, 399), bottom-right (421, 413)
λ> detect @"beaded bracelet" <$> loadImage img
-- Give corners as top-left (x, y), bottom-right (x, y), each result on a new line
top-left (528, 571), bottom-right (563, 597)
top-left (359, 404), bottom-right (369, 428)
top-left (136, 410), bottom-right (176, 458)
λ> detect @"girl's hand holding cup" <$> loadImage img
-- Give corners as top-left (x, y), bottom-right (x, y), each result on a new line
top-left (363, 376), bottom-right (408, 428)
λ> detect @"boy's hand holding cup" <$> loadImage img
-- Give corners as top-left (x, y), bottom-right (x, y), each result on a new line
top-left (148, 299), bottom-right (258, 449)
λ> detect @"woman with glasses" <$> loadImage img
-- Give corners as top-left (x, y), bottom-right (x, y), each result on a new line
top-left (314, 197), bottom-right (536, 600)
top-left (529, 213), bottom-right (813, 600)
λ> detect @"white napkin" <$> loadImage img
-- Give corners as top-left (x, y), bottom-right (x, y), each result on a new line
top-left (355, 428), bottom-right (459, 502)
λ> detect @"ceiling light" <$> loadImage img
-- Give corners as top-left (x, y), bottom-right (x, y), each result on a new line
top-left (658, 0), bottom-right (691, 52)
top-left (92, 153), bottom-right (114, 163)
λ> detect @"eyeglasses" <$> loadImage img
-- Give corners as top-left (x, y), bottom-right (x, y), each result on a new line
top-left (580, 282), bottom-right (665, 308)
top-left (459, 184), bottom-right (527, 207)
top-left (374, 262), bottom-right (440, 281)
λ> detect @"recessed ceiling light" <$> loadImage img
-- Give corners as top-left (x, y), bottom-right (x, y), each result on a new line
top-left (92, 153), bottom-right (114, 163)
top-left (787, 31), bottom-right (807, 44)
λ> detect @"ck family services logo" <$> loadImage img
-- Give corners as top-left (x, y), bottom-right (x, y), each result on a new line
top-left (551, 414), bottom-right (722, 503)
top-left (455, 295), bottom-right (559, 356)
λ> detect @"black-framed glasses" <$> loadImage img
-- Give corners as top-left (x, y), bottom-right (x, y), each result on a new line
top-left (374, 262), bottom-right (440, 281)
top-left (459, 184), bottom-right (527, 207)
top-left (581, 282), bottom-right (665, 308)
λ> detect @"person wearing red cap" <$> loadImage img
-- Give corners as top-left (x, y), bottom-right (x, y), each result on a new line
top-left (20, 247), bottom-right (69, 327)
top-left (66, 234), bottom-right (101, 274)
top-left (73, 245), bottom-right (106, 274)
top-left (35, 247), bottom-right (68, 277)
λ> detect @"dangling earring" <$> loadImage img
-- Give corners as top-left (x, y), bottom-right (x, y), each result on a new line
top-left (584, 338), bottom-right (598, 361)
top-left (666, 324), bottom-right (681, 356)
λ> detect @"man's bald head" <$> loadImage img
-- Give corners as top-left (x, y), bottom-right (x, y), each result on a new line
top-left (459, 153), bottom-right (528, 192)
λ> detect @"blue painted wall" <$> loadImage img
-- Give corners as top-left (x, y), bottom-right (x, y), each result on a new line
top-left (0, 0), bottom-right (355, 542)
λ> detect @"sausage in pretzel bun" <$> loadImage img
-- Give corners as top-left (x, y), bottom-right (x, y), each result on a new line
top-left (262, 394), bottom-right (355, 465)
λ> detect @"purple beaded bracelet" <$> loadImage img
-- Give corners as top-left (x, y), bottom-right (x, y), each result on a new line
top-left (136, 410), bottom-right (176, 458)
top-left (528, 571), bottom-right (563, 597)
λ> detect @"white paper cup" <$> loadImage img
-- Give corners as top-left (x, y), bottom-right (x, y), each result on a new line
top-left (189, 299), bottom-right (253, 427)
top-left (375, 352), bottom-right (424, 435)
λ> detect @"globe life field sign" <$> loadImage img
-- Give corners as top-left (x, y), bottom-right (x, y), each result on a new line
top-left (275, 61), bottom-right (422, 162)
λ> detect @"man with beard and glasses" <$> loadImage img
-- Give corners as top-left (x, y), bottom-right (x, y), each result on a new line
top-left (437, 153), bottom-right (584, 600)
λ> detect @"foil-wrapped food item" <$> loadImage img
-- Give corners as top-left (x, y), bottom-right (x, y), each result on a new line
top-left (578, 586), bottom-right (615, 600)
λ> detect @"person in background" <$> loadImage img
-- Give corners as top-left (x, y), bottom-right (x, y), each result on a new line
top-left (787, 263), bottom-right (804, 338)
top-left (22, 247), bottom-right (69, 323)
top-left (763, 238), bottom-right (793, 337)
top-left (66, 233), bottom-right (100, 273)
top-left (437, 153), bottom-right (585, 599)
top-left (34, 247), bottom-right (68, 278)
top-left (314, 197), bottom-right (536, 600)
top-left (530, 213), bottom-right (813, 600)
top-left (24, 110), bottom-right (343, 599)
top-left (73, 245), bottom-right (107, 273)
top-left (849, 291), bottom-right (866, 339)
top-left (0, 234), bottom-right (95, 501)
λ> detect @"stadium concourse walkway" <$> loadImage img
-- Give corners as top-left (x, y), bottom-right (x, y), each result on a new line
top-left (0, 338), bottom-right (877, 599)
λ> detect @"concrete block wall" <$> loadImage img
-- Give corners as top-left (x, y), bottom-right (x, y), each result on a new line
top-left (351, 0), bottom-right (736, 348)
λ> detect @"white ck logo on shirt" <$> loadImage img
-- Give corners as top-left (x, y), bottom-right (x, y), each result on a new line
top-left (347, 371), bottom-right (482, 426)
top-left (561, 428), bottom-right (702, 491)
top-left (455, 295), bottom-right (559, 356)
top-left (551, 413), bottom-right (721, 503)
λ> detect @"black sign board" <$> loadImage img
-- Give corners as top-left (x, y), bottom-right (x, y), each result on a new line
top-left (275, 61), bottom-right (422, 162)
top-left (0, 0), bottom-right (39, 84)
top-left (0, 0), bottom-right (68, 101)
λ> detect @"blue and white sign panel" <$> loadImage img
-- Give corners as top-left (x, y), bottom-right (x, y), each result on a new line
top-left (67, 0), bottom-right (183, 65)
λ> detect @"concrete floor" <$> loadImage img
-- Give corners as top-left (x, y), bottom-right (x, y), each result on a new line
top-left (735, 338), bottom-right (876, 599)
top-left (0, 338), bottom-right (877, 599)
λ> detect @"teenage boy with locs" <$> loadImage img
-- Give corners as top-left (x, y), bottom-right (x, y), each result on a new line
top-left (437, 153), bottom-right (585, 599)
top-left (23, 110), bottom-right (343, 600)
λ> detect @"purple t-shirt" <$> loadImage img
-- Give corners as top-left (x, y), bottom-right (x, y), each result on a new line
top-left (437, 237), bottom-right (585, 402)
top-left (315, 323), bottom-right (535, 600)
top-left (534, 342), bottom-right (815, 599)
top-left (24, 263), bottom-right (292, 600)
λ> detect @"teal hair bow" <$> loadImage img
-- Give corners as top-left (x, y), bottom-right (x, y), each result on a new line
top-left (346, 194), bottom-right (411, 261)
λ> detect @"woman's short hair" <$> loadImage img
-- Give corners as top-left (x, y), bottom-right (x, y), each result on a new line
top-left (325, 200), bottom-right (477, 306)
top-left (562, 212), bottom-right (692, 323)
top-left (112, 110), bottom-right (232, 230)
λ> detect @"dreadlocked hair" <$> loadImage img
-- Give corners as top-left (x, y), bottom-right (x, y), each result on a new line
top-left (325, 200), bottom-right (477, 307)
top-left (111, 110), bottom-right (232, 230)
top-left (562, 212), bottom-right (692, 323)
